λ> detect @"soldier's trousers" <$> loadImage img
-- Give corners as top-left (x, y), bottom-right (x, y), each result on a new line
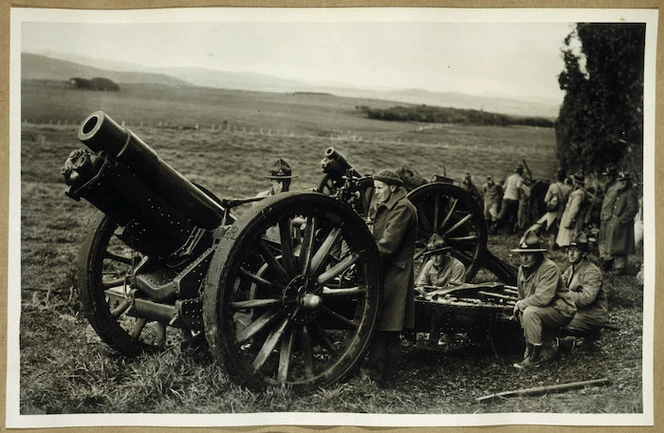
top-left (369, 331), bottom-right (401, 384)
top-left (520, 305), bottom-right (573, 345)
top-left (598, 221), bottom-right (612, 261)
top-left (564, 310), bottom-right (607, 334)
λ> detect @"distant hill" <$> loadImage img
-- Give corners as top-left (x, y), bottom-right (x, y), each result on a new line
top-left (21, 53), bottom-right (191, 87)
top-left (21, 52), bottom-right (560, 118)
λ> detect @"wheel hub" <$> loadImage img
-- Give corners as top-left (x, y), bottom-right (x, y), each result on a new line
top-left (282, 275), bottom-right (321, 324)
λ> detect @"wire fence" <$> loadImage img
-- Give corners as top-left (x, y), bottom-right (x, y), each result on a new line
top-left (21, 118), bottom-right (554, 155)
top-left (20, 118), bottom-right (413, 146)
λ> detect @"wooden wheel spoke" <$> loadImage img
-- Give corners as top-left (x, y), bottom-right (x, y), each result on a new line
top-left (416, 204), bottom-right (433, 233)
top-left (104, 251), bottom-right (133, 264)
top-left (312, 322), bottom-right (337, 354)
top-left (239, 267), bottom-right (282, 291)
top-left (452, 249), bottom-right (475, 264)
top-left (316, 253), bottom-right (360, 285)
top-left (322, 306), bottom-right (360, 329)
top-left (321, 286), bottom-right (365, 298)
top-left (129, 318), bottom-right (147, 340)
top-left (278, 327), bottom-right (296, 383)
top-left (257, 239), bottom-right (289, 283)
top-left (109, 298), bottom-right (131, 318)
top-left (310, 227), bottom-right (342, 278)
top-left (102, 278), bottom-right (125, 289)
top-left (446, 235), bottom-right (479, 243)
top-left (231, 298), bottom-right (281, 310)
top-left (252, 317), bottom-right (290, 373)
top-left (444, 214), bottom-right (473, 235)
top-left (433, 195), bottom-right (440, 233)
top-left (301, 325), bottom-right (314, 379)
top-left (237, 309), bottom-right (280, 344)
top-left (299, 216), bottom-right (316, 274)
top-left (438, 198), bottom-right (458, 232)
top-left (278, 219), bottom-right (296, 275)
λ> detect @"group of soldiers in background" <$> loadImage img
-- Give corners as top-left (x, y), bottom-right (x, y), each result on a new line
top-left (463, 163), bottom-right (642, 276)
top-left (259, 157), bottom-right (641, 383)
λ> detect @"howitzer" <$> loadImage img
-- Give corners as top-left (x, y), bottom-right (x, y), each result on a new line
top-left (63, 111), bottom-right (519, 392)
top-left (63, 112), bottom-right (382, 392)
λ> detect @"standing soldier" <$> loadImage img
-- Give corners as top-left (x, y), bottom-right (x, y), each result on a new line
top-left (606, 171), bottom-right (639, 276)
top-left (368, 169), bottom-right (418, 387)
top-left (494, 164), bottom-right (525, 234)
top-left (556, 171), bottom-right (589, 248)
top-left (482, 175), bottom-right (503, 225)
top-left (598, 165), bottom-right (619, 270)
top-left (460, 172), bottom-right (483, 206)
top-left (517, 177), bottom-right (533, 231)
top-left (540, 169), bottom-right (572, 250)
top-left (511, 230), bottom-right (576, 370)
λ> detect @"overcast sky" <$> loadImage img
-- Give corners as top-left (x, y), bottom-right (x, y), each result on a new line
top-left (15, 8), bottom-right (650, 102)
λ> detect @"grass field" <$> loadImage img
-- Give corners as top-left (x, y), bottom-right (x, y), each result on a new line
top-left (15, 81), bottom-right (645, 421)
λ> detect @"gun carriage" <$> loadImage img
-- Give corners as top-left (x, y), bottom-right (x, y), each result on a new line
top-left (62, 111), bottom-right (521, 393)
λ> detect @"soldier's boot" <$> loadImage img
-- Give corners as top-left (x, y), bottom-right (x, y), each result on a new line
top-left (578, 329), bottom-right (601, 351)
top-left (556, 336), bottom-right (577, 357)
top-left (513, 344), bottom-right (542, 370)
top-left (513, 344), bottom-right (533, 369)
top-left (521, 343), bottom-right (533, 360)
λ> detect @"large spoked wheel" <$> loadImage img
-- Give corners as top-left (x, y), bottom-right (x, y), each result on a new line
top-left (78, 215), bottom-right (172, 356)
top-left (203, 192), bottom-right (380, 392)
top-left (407, 182), bottom-right (488, 282)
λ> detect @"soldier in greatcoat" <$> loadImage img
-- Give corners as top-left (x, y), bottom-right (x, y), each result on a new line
top-left (368, 168), bottom-right (418, 386)
top-left (598, 165), bottom-right (619, 269)
top-left (605, 171), bottom-right (639, 275)
top-left (556, 171), bottom-right (589, 248)
top-left (511, 230), bottom-right (576, 370)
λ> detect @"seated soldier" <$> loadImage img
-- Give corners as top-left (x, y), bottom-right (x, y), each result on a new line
top-left (415, 233), bottom-right (465, 345)
top-left (557, 232), bottom-right (608, 351)
top-left (511, 230), bottom-right (577, 369)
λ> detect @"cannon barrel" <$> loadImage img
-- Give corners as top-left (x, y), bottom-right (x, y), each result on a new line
top-left (77, 111), bottom-right (225, 230)
top-left (320, 147), bottom-right (361, 182)
top-left (63, 111), bottom-right (226, 261)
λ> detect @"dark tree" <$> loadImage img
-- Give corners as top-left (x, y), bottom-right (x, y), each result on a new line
top-left (556, 23), bottom-right (645, 179)
top-left (69, 77), bottom-right (93, 89)
top-left (91, 77), bottom-right (121, 91)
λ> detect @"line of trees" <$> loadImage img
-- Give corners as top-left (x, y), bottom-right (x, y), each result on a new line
top-left (556, 23), bottom-right (645, 179)
top-left (69, 77), bottom-right (120, 91)
top-left (364, 105), bottom-right (555, 128)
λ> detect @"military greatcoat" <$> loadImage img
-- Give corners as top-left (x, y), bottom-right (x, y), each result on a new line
top-left (372, 187), bottom-right (418, 331)
top-left (606, 185), bottom-right (639, 256)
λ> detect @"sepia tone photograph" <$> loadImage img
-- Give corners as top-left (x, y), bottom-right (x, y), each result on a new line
top-left (6, 6), bottom-right (657, 429)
